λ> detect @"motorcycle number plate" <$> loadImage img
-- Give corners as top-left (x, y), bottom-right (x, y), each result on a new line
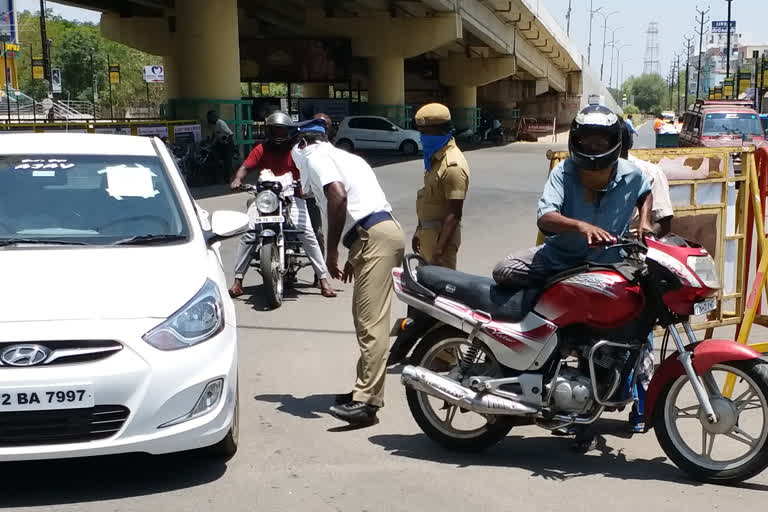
top-left (693, 297), bottom-right (717, 316)
top-left (253, 215), bottom-right (284, 224)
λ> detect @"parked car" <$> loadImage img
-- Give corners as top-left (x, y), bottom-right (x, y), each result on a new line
top-left (0, 133), bottom-right (248, 461)
top-left (334, 116), bottom-right (422, 154)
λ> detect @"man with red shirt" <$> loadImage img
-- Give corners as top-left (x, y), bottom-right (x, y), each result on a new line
top-left (229, 112), bottom-right (335, 298)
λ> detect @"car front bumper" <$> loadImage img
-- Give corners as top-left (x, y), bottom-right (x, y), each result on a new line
top-left (0, 317), bottom-right (237, 461)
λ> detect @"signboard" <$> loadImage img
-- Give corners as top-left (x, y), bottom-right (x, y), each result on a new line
top-left (109, 64), bottom-right (120, 84)
top-left (51, 68), bottom-right (61, 93)
top-left (260, 84), bottom-right (269, 95)
top-left (240, 39), bottom-right (352, 82)
top-left (738, 71), bottom-right (752, 95)
top-left (713, 86), bottom-right (723, 99)
top-left (94, 126), bottom-right (131, 135)
top-left (723, 78), bottom-right (734, 98)
top-left (136, 125), bottom-right (168, 138)
top-left (173, 124), bottom-right (202, 145)
top-left (143, 65), bottom-right (164, 83)
top-left (32, 57), bottom-right (44, 80)
top-left (712, 21), bottom-right (736, 34)
top-left (1, 42), bottom-right (18, 57)
top-left (0, 1), bottom-right (17, 42)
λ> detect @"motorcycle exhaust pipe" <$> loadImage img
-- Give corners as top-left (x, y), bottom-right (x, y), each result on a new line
top-left (401, 365), bottom-right (538, 416)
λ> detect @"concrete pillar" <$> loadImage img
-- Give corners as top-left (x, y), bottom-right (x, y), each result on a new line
top-left (164, 55), bottom-right (179, 100)
top-left (447, 86), bottom-right (477, 108)
top-left (302, 83), bottom-right (329, 98)
top-left (368, 57), bottom-right (404, 105)
top-left (175, 0), bottom-right (241, 102)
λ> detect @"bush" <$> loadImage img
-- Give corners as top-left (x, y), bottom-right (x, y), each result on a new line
top-left (623, 104), bottom-right (640, 115)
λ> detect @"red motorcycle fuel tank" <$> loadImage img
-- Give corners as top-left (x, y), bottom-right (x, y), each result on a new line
top-left (533, 270), bottom-right (645, 329)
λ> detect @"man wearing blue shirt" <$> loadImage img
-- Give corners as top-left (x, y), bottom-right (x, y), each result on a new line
top-left (625, 114), bottom-right (638, 136)
top-left (494, 105), bottom-right (653, 289)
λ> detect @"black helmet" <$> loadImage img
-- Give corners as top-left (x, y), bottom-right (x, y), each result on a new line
top-left (568, 105), bottom-right (622, 170)
top-left (265, 111), bottom-right (296, 146)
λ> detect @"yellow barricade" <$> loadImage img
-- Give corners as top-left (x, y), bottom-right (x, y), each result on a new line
top-left (0, 120), bottom-right (202, 143)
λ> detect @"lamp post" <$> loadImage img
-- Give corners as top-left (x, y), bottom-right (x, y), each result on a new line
top-left (596, 9), bottom-right (620, 81)
top-left (725, 0), bottom-right (734, 79)
top-left (620, 57), bottom-right (632, 91)
top-left (587, 3), bottom-right (603, 66)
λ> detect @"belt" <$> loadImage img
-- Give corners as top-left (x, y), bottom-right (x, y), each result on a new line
top-left (342, 211), bottom-right (393, 249)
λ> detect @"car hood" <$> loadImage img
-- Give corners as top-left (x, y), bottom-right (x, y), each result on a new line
top-left (0, 244), bottom-right (209, 322)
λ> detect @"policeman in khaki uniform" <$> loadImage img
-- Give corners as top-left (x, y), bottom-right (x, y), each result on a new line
top-left (412, 103), bottom-right (470, 269)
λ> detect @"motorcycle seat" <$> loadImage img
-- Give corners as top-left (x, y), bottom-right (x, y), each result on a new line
top-left (416, 265), bottom-right (538, 323)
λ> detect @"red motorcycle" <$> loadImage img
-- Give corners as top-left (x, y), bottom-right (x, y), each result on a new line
top-left (393, 235), bottom-right (768, 483)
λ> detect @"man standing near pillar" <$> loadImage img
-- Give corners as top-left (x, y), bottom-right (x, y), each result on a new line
top-left (412, 103), bottom-right (470, 269)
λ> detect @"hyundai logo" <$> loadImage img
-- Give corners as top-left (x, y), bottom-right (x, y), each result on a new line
top-left (1, 345), bottom-right (51, 367)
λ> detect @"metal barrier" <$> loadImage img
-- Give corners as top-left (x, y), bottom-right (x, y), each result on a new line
top-left (542, 146), bottom-right (757, 334)
top-left (0, 120), bottom-right (202, 142)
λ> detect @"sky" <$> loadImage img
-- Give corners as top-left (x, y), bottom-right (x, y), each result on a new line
top-left (542, 0), bottom-right (768, 84)
top-left (14, 0), bottom-right (768, 86)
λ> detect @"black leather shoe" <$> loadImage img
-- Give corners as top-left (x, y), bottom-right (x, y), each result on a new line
top-left (329, 401), bottom-right (378, 425)
top-left (334, 392), bottom-right (353, 405)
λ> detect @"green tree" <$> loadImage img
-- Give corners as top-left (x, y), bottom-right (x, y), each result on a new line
top-left (628, 73), bottom-right (667, 113)
top-left (623, 104), bottom-right (640, 115)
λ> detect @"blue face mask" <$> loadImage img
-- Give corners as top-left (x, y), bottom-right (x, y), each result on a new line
top-left (420, 130), bottom-right (454, 171)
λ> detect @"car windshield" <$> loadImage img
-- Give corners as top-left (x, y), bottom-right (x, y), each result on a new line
top-left (702, 112), bottom-right (764, 137)
top-left (0, 154), bottom-right (189, 245)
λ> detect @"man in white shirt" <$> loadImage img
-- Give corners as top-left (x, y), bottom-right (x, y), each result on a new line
top-left (291, 119), bottom-right (405, 425)
top-left (207, 110), bottom-right (235, 183)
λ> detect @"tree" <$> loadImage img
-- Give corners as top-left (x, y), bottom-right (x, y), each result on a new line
top-left (628, 73), bottom-right (667, 113)
top-left (623, 104), bottom-right (640, 115)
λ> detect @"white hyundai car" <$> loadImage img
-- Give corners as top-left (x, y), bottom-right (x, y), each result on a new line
top-left (0, 133), bottom-right (248, 461)
top-left (334, 116), bottom-right (422, 154)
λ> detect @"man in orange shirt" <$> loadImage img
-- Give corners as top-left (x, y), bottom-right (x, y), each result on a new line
top-left (653, 114), bottom-right (664, 134)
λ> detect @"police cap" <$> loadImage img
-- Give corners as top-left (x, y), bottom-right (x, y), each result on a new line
top-left (414, 103), bottom-right (451, 127)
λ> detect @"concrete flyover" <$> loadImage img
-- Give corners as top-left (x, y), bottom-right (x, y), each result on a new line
top-left (62, 0), bottom-right (620, 128)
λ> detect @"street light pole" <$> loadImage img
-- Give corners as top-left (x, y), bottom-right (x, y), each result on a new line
top-left (725, 0), bottom-right (733, 79)
top-left (613, 42), bottom-right (630, 89)
top-left (684, 35), bottom-right (694, 111)
top-left (1, 36), bottom-right (10, 122)
top-left (598, 10), bottom-right (620, 81)
top-left (566, 0), bottom-right (573, 36)
top-left (607, 27), bottom-right (624, 88)
top-left (90, 49), bottom-right (97, 119)
top-left (588, 3), bottom-right (603, 66)
top-left (695, 6), bottom-right (710, 99)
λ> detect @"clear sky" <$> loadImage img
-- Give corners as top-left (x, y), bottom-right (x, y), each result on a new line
top-left (542, 0), bottom-right (768, 83)
top-left (15, 0), bottom-right (768, 86)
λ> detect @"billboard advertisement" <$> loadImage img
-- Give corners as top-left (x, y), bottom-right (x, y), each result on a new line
top-left (712, 21), bottom-right (736, 34)
top-left (0, 0), bottom-right (15, 42)
top-left (240, 39), bottom-right (351, 82)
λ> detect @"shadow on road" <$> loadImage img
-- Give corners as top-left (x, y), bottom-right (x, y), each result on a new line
top-left (369, 427), bottom-right (768, 488)
top-left (0, 451), bottom-right (228, 507)
top-left (254, 393), bottom-right (338, 419)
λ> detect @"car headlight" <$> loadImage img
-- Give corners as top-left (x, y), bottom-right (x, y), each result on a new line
top-left (143, 279), bottom-right (224, 351)
top-left (256, 190), bottom-right (279, 214)
top-left (687, 255), bottom-right (720, 289)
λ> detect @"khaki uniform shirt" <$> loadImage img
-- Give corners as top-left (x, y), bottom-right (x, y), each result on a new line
top-left (416, 139), bottom-right (470, 227)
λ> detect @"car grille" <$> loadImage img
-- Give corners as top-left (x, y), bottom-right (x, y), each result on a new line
top-left (0, 340), bottom-right (123, 367)
top-left (0, 405), bottom-right (130, 446)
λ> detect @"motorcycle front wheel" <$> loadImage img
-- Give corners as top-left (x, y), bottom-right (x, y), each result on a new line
top-left (260, 241), bottom-right (283, 309)
top-left (654, 359), bottom-right (768, 483)
top-left (405, 326), bottom-right (516, 452)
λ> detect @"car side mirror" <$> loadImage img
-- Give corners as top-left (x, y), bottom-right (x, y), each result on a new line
top-left (206, 210), bottom-right (249, 245)
top-left (391, 125), bottom-right (399, 131)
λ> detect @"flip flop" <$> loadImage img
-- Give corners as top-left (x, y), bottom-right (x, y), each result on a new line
top-left (321, 288), bottom-right (337, 298)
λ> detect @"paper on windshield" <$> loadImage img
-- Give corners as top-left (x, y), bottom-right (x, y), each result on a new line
top-left (99, 165), bottom-right (158, 200)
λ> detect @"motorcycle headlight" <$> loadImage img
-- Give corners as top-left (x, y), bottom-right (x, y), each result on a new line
top-left (256, 190), bottom-right (279, 214)
top-left (143, 280), bottom-right (224, 351)
top-left (687, 255), bottom-right (720, 289)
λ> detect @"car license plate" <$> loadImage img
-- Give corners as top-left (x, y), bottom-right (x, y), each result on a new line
top-left (694, 297), bottom-right (717, 316)
top-left (252, 215), bottom-right (284, 224)
top-left (0, 384), bottom-right (94, 412)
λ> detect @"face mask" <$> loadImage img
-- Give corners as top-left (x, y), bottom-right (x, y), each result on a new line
top-left (579, 168), bottom-right (614, 191)
top-left (420, 130), bottom-right (454, 171)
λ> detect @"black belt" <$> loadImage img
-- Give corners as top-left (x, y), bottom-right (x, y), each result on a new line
top-left (342, 211), bottom-right (393, 249)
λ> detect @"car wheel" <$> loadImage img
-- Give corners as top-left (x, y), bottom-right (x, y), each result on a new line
top-left (400, 140), bottom-right (418, 155)
top-left (336, 139), bottom-right (354, 152)
top-left (206, 380), bottom-right (239, 459)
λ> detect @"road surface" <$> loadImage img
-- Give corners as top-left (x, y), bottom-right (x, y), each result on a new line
top-left (4, 140), bottom-right (768, 512)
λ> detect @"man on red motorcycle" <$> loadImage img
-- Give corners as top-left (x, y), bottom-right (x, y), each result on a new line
top-left (493, 104), bottom-right (654, 451)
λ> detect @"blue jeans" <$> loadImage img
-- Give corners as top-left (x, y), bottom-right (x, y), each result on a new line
top-left (628, 333), bottom-right (654, 425)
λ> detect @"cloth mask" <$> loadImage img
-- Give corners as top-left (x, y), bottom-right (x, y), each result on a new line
top-left (420, 130), bottom-right (455, 171)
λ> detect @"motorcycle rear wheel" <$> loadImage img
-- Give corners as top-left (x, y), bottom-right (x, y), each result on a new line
top-left (260, 241), bottom-right (283, 309)
top-left (405, 326), bottom-right (516, 452)
top-left (654, 360), bottom-right (768, 483)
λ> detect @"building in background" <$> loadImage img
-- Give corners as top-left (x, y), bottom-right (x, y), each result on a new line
top-left (0, 0), bottom-right (18, 90)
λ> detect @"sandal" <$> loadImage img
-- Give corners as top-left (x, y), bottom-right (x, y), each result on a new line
top-left (321, 288), bottom-right (337, 298)
top-left (228, 287), bottom-right (244, 298)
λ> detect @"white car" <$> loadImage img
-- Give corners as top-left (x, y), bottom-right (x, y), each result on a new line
top-left (0, 133), bottom-right (249, 461)
top-left (334, 116), bottom-right (422, 154)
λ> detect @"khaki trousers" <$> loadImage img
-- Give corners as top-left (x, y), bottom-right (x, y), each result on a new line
top-left (348, 219), bottom-right (405, 408)
top-left (419, 226), bottom-right (461, 270)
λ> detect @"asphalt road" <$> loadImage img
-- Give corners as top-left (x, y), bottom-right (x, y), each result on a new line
top-left (5, 138), bottom-right (768, 511)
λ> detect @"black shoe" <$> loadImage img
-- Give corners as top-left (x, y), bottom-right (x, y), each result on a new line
top-left (334, 392), bottom-right (353, 405)
top-left (328, 401), bottom-right (378, 425)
